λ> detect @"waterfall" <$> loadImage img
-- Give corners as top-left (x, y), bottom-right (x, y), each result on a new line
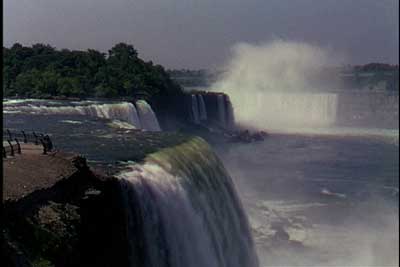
top-left (217, 95), bottom-right (226, 127)
top-left (117, 138), bottom-right (259, 267)
top-left (228, 91), bottom-right (338, 131)
top-left (259, 92), bottom-right (337, 129)
top-left (135, 100), bottom-right (161, 131)
top-left (191, 94), bottom-right (200, 124)
top-left (197, 95), bottom-right (208, 121)
top-left (3, 100), bottom-right (165, 131)
top-left (4, 102), bottom-right (142, 128)
top-left (225, 96), bottom-right (235, 129)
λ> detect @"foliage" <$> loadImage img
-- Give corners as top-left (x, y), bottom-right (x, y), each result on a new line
top-left (3, 42), bottom-right (182, 99)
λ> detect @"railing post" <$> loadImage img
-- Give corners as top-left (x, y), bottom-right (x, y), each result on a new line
top-left (7, 140), bottom-right (14, 156)
top-left (21, 130), bottom-right (27, 143)
top-left (44, 135), bottom-right (53, 152)
top-left (6, 129), bottom-right (12, 141)
top-left (33, 132), bottom-right (39, 145)
top-left (15, 138), bottom-right (21, 154)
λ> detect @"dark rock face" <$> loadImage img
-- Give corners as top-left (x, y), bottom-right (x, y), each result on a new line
top-left (2, 163), bottom-right (130, 267)
top-left (79, 178), bottom-right (130, 267)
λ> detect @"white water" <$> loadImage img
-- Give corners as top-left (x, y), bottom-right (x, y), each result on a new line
top-left (3, 99), bottom-right (162, 131)
top-left (117, 138), bottom-right (259, 267)
top-left (236, 92), bottom-right (338, 130)
top-left (197, 95), bottom-right (208, 121)
top-left (4, 102), bottom-right (141, 126)
top-left (225, 96), bottom-right (235, 129)
top-left (219, 134), bottom-right (399, 267)
top-left (211, 40), bottom-right (398, 135)
top-left (211, 40), bottom-right (340, 132)
top-left (191, 94), bottom-right (200, 124)
top-left (135, 100), bottom-right (161, 131)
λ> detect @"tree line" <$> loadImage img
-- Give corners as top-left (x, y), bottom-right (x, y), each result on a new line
top-left (3, 43), bottom-right (182, 99)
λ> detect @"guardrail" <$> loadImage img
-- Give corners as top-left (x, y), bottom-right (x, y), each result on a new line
top-left (3, 130), bottom-right (53, 157)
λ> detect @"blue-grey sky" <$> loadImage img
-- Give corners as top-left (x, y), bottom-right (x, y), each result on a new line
top-left (4, 0), bottom-right (399, 69)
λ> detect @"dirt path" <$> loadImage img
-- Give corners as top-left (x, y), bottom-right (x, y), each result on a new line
top-left (3, 144), bottom-right (77, 201)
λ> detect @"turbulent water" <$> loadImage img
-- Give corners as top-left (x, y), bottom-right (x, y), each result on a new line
top-left (117, 138), bottom-right (259, 267)
top-left (217, 134), bottom-right (399, 267)
top-left (3, 98), bottom-right (259, 267)
top-left (211, 40), bottom-right (398, 133)
top-left (3, 93), bottom-right (399, 267)
top-left (212, 90), bottom-right (399, 134)
top-left (233, 91), bottom-right (338, 130)
top-left (3, 99), bottom-right (160, 131)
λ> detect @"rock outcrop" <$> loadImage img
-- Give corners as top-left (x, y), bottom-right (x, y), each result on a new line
top-left (2, 153), bottom-right (130, 267)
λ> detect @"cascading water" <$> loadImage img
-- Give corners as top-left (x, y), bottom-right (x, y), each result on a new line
top-left (233, 91), bottom-right (338, 131)
top-left (191, 94), bottom-right (200, 124)
top-left (197, 95), bottom-right (208, 121)
top-left (3, 99), bottom-right (164, 131)
top-left (225, 96), bottom-right (235, 129)
top-left (117, 137), bottom-right (259, 267)
top-left (209, 40), bottom-right (342, 133)
top-left (4, 102), bottom-right (143, 128)
top-left (217, 95), bottom-right (227, 127)
top-left (135, 100), bottom-right (161, 131)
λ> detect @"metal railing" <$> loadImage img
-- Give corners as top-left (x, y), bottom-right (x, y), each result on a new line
top-left (3, 129), bottom-right (53, 157)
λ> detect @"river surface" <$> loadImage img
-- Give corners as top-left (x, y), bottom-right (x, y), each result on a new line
top-left (216, 133), bottom-right (399, 267)
top-left (3, 98), bottom-right (399, 266)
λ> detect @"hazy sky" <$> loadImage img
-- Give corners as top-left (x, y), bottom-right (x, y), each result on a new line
top-left (4, 0), bottom-right (399, 69)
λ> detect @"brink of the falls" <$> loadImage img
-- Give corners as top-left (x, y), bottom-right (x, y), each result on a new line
top-left (3, 99), bottom-right (162, 131)
top-left (117, 137), bottom-right (259, 267)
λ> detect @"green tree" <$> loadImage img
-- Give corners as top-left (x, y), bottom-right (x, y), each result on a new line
top-left (3, 42), bottom-right (182, 99)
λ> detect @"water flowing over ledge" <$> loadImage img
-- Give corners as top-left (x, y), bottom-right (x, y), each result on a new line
top-left (3, 99), bottom-right (161, 131)
top-left (117, 137), bottom-right (259, 267)
top-left (185, 93), bottom-right (235, 129)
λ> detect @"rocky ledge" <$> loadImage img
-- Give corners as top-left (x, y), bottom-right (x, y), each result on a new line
top-left (2, 149), bottom-right (132, 267)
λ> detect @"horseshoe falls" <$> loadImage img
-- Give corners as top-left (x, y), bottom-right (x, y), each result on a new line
top-left (117, 138), bottom-right (259, 267)
top-left (235, 91), bottom-right (338, 131)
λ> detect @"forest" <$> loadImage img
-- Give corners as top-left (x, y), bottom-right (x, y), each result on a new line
top-left (3, 43), bottom-right (182, 99)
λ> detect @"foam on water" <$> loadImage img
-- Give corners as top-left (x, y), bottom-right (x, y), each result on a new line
top-left (60, 120), bottom-right (83, 125)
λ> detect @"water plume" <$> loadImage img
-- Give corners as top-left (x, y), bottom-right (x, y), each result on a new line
top-left (211, 40), bottom-right (340, 132)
